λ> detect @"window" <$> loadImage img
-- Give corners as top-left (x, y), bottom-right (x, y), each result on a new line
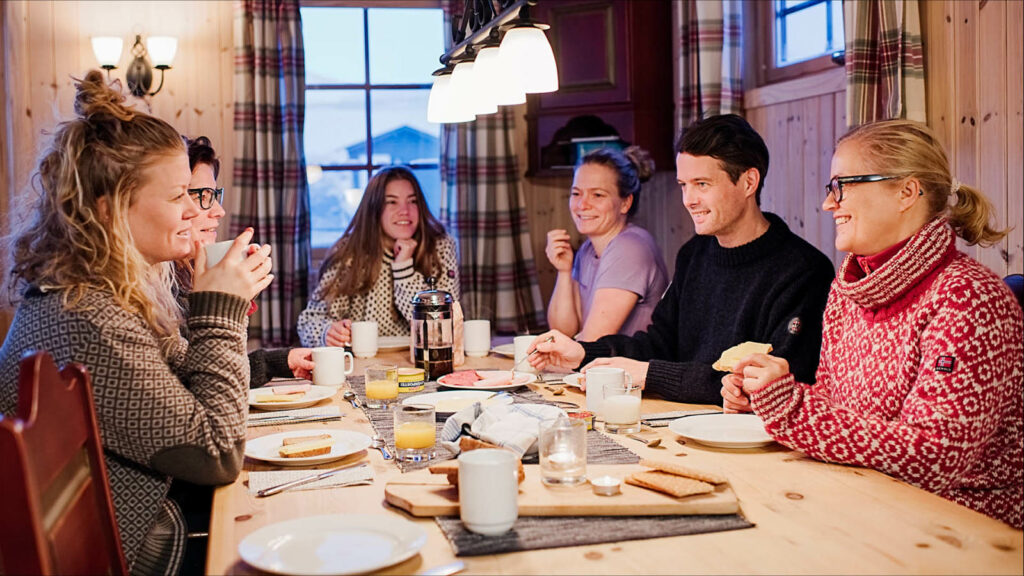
top-left (753, 0), bottom-right (845, 85)
top-left (302, 5), bottom-right (444, 249)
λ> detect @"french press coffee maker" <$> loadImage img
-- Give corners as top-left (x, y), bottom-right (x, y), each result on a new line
top-left (411, 277), bottom-right (454, 381)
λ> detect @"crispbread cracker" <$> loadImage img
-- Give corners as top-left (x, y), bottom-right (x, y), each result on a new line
top-left (625, 471), bottom-right (715, 498)
top-left (639, 458), bottom-right (727, 485)
top-left (712, 341), bottom-right (773, 372)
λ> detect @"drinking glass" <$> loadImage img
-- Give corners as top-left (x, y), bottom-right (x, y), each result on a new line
top-left (601, 380), bottom-right (642, 434)
top-left (363, 364), bottom-right (398, 409)
top-left (393, 403), bottom-right (436, 462)
top-left (538, 416), bottom-right (587, 486)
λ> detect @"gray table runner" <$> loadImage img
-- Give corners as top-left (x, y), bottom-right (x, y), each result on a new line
top-left (349, 376), bottom-right (639, 472)
top-left (434, 514), bottom-right (754, 556)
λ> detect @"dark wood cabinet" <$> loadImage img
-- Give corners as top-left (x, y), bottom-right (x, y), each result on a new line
top-left (527, 0), bottom-right (675, 176)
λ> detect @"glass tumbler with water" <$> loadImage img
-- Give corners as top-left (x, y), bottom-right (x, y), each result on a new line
top-left (538, 415), bottom-right (587, 486)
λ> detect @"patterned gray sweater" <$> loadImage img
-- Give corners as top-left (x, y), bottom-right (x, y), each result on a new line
top-left (0, 288), bottom-right (250, 570)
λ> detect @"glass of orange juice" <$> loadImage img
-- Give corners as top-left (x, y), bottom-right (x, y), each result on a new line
top-left (363, 364), bottom-right (398, 409)
top-left (394, 404), bottom-right (436, 462)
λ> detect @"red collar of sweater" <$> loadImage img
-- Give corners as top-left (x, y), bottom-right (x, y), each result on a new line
top-left (835, 217), bottom-right (956, 312)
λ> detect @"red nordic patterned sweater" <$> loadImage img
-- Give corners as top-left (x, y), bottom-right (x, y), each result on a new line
top-left (751, 218), bottom-right (1024, 528)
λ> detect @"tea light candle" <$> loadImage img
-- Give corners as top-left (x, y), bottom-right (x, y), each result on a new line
top-left (590, 475), bottom-right (622, 496)
top-left (601, 394), bottom-right (641, 424)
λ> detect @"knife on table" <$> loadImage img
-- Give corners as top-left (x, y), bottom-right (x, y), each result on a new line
top-left (256, 462), bottom-right (369, 497)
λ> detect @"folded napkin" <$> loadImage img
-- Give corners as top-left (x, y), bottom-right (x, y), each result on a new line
top-left (247, 406), bottom-right (342, 427)
top-left (246, 464), bottom-right (374, 494)
top-left (439, 402), bottom-right (566, 457)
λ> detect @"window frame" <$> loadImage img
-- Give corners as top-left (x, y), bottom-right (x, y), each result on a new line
top-left (301, 0), bottom-right (443, 263)
top-left (752, 0), bottom-right (844, 87)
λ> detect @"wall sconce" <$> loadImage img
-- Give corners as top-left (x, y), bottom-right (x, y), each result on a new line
top-left (90, 34), bottom-right (177, 97)
top-left (427, 0), bottom-right (558, 124)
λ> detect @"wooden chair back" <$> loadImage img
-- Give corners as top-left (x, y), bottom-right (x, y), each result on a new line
top-left (0, 351), bottom-right (127, 575)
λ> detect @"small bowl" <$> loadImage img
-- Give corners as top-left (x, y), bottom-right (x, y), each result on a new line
top-left (590, 475), bottom-right (622, 496)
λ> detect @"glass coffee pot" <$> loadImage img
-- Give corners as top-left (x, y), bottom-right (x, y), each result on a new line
top-left (411, 277), bottom-right (454, 381)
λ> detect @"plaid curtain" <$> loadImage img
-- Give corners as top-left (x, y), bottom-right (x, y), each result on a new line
top-left (844, 0), bottom-right (926, 127)
top-left (233, 0), bottom-right (310, 346)
top-left (440, 110), bottom-right (547, 334)
top-left (674, 0), bottom-right (744, 133)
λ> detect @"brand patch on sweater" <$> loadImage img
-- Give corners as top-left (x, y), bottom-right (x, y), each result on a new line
top-left (787, 317), bottom-right (802, 335)
top-left (935, 356), bottom-right (956, 373)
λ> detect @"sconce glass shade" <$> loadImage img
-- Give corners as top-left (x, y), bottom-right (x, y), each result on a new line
top-left (427, 73), bottom-right (474, 124)
top-left (146, 36), bottom-right (178, 68)
top-left (474, 45), bottom-right (525, 106)
top-left (91, 37), bottom-right (123, 68)
top-left (451, 61), bottom-right (493, 117)
top-left (499, 26), bottom-right (558, 94)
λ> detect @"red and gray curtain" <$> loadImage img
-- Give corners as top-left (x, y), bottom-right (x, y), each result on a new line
top-left (233, 0), bottom-right (311, 346)
top-left (843, 0), bottom-right (926, 126)
top-left (674, 0), bottom-right (744, 134)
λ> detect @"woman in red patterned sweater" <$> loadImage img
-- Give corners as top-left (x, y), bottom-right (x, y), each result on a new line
top-left (722, 120), bottom-right (1023, 527)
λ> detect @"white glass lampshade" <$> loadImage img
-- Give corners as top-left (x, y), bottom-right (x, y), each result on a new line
top-left (91, 37), bottom-right (123, 68)
top-left (499, 26), bottom-right (558, 94)
top-left (427, 72), bottom-right (474, 124)
top-left (452, 60), bottom-right (496, 116)
top-left (146, 36), bottom-right (178, 67)
top-left (474, 45), bottom-right (526, 106)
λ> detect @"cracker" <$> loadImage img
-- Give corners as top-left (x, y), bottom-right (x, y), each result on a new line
top-left (712, 341), bottom-right (773, 372)
top-left (625, 471), bottom-right (714, 498)
top-left (639, 458), bottom-right (728, 485)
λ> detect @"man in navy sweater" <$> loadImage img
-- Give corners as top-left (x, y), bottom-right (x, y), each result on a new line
top-left (528, 114), bottom-right (835, 405)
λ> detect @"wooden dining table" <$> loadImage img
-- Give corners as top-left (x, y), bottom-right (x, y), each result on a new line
top-left (207, 347), bottom-right (1022, 575)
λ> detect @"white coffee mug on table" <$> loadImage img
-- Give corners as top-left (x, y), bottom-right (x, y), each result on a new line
top-left (463, 320), bottom-right (491, 357)
top-left (513, 335), bottom-right (538, 374)
top-left (458, 449), bottom-right (518, 535)
top-left (350, 321), bottom-right (378, 358)
top-left (581, 366), bottom-right (630, 413)
top-left (311, 346), bottom-right (354, 387)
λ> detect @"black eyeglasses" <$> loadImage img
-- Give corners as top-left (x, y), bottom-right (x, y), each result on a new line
top-left (187, 187), bottom-right (224, 210)
top-left (824, 175), bottom-right (901, 203)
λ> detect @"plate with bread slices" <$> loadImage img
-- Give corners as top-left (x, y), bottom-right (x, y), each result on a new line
top-left (437, 369), bottom-right (535, 391)
top-left (245, 429), bottom-right (373, 466)
top-left (248, 383), bottom-right (337, 411)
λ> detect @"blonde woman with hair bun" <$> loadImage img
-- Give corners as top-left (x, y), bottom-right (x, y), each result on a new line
top-left (722, 119), bottom-right (1023, 528)
top-left (545, 145), bottom-right (669, 341)
top-left (0, 70), bottom-right (274, 574)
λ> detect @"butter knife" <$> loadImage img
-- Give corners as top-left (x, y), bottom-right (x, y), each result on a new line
top-left (256, 462), bottom-right (369, 497)
top-left (416, 560), bottom-right (466, 576)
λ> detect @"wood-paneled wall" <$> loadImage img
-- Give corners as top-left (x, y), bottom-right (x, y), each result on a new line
top-left (0, 0), bottom-right (235, 341)
top-left (745, 1), bottom-right (1023, 276)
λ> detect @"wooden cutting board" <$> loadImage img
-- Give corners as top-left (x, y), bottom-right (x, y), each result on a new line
top-left (385, 464), bottom-right (739, 517)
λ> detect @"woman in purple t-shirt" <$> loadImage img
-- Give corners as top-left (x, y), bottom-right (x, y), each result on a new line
top-left (545, 146), bottom-right (669, 340)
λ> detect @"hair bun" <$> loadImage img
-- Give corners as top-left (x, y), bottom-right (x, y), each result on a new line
top-left (74, 69), bottom-right (135, 121)
top-left (623, 145), bottom-right (655, 183)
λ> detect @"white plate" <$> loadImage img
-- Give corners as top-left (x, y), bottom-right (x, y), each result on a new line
top-left (238, 513), bottom-right (426, 576)
top-left (562, 373), bottom-right (583, 388)
top-left (377, 335), bottom-right (410, 352)
top-left (490, 343), bottom-right (515, 358)
top-left (245, 429), bottom-right (373, 466)
top-left (437, 371), bottom-right (536, 391)
top-left (249, 385), bottom-right (338, 411)
top-left (668, 413), bottom-right (775, 449)
top-left (401, 390), bottom-right (514, 415)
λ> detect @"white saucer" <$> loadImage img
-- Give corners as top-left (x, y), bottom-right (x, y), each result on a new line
top-left (248, 385), bottom-right (337, 411)
top-left (490, 343), bottom-right (515, 358)
top-left (668, 413), bottom-right (774, 449)
top-left (377, 335), bottom-right (410, 352)
top-left (401, 390), bottom-right (514, 416)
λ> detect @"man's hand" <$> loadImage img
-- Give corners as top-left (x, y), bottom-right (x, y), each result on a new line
top-left (526, 330), bottom-right (585, 372)
top-left (287, 348), bottom-right (315, 380)
top-left (581, 357), bottom-right (649, 390)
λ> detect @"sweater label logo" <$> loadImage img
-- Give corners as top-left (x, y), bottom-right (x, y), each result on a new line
top-left (935, 356), bottom-right (956, 373)
top-left (787, 317), bottom-right (802, 335)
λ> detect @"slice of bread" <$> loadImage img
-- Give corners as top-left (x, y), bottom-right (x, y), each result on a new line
top-left (625, 471), bottom-right (714, 498)
top-left (639, 458), bottom-right (728, 485)
top-left (282, 433), bottom-right (332, 446)
top-left (255, 393), bottom-right (305, 403)
top-left (429, 439), bottom-right (526, 486)
top-left (278, 438), bottom-right (335, 458)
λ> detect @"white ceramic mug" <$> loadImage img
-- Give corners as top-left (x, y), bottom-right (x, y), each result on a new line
top-left (203, 240), bottom-right (234, 267)
top-left (582, 366), bottom-right (631, 413)
top-left (350, 321), bottom-right (378, 358)
top-left (463, 320), bottom-right (491, 357)
top-left (513, 335), bottom-right (538, 374)
top-left (458, 449), bottom-right (518, 535)
top-left (311, 347), bottom-right (354, 387)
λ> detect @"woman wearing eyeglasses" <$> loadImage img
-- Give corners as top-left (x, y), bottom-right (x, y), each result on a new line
top-left (721, 120), bottom-right (1023, 527)
top-left (181, 136), bottom-right (314, 385)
